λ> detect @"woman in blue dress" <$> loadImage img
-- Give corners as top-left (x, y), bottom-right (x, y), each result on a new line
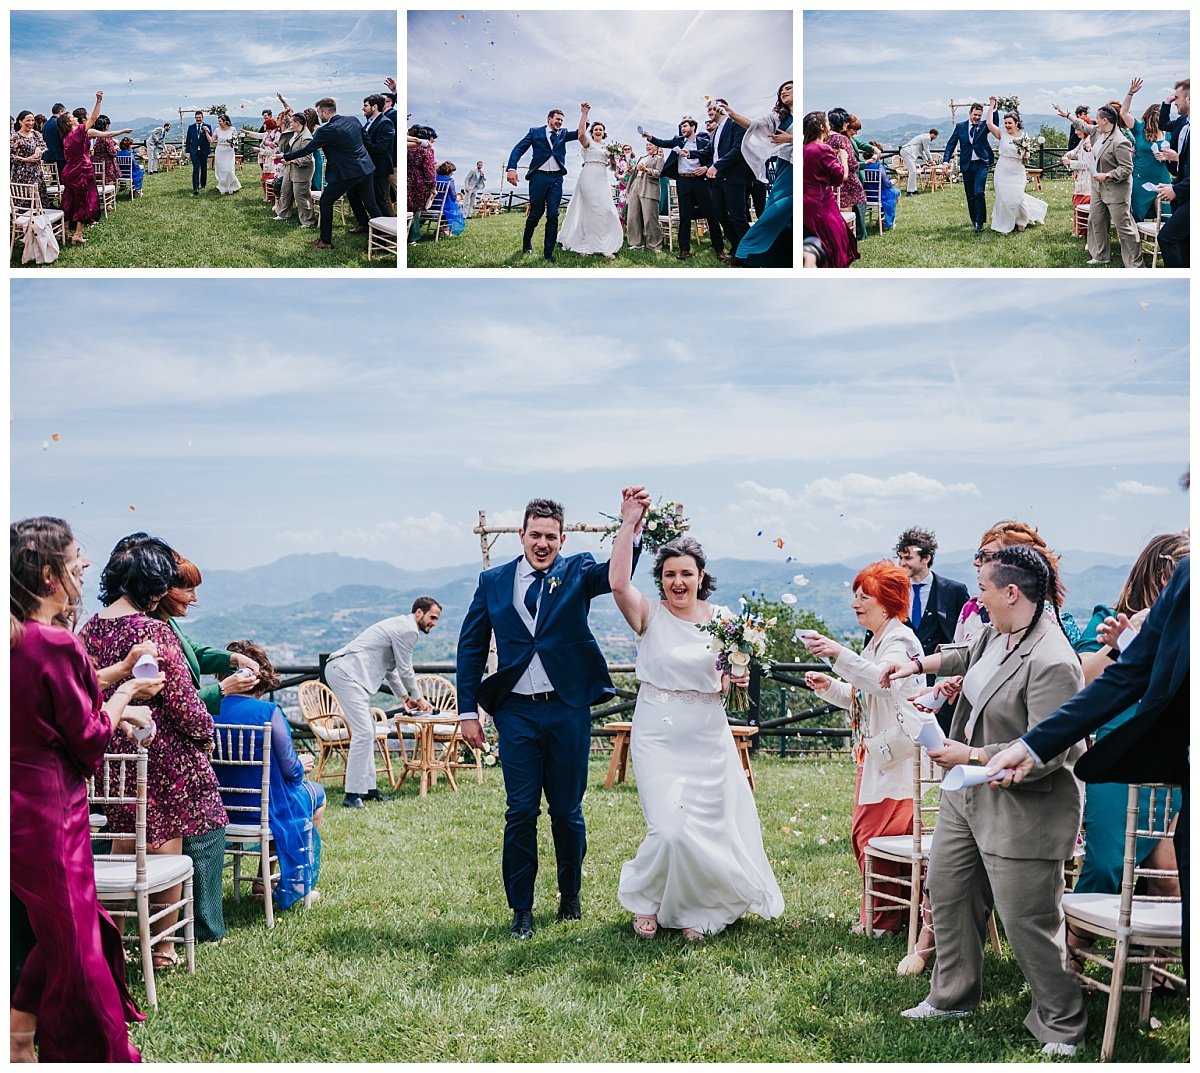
top-left (115, 138), bottom-right (144, 196)
top-left (212, 640), bottom-right (326, 909)
top-left (434, 161), bottom-right (466, 237)
top-left (727, 81), bottom-right (793, 266)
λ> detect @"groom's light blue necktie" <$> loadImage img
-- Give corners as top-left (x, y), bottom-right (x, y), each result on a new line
top-left (524, 570), bottom-right (547, 618)
top-left (911, 582), bottom-right (923, 629)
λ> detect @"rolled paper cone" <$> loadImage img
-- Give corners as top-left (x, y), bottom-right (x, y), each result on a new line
top-left (913, 690), bottom-right (946, 711)
top-left (940, 764), bottom-right (1005, 792)
top-left (1143, 181), bottom-right (1162, 191)
top-left (131, 654), bottom-right (160, 678)
top-left (132, 723), bottom-right (155, 743)
top-left (917, 721), bottom-right (944, 752)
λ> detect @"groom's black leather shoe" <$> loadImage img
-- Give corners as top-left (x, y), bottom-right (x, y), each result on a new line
top-left (557, 896), bottom-right (581, 922)
top-left (510, 909), bottom-right (534, 940)
top-left (973, 222), bottom-right (984, 233)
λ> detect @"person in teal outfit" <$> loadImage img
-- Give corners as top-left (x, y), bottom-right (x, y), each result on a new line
top-left (1117, 77), bottom-right (1174, 221)
top-left (726, 80), bottom-right (793, 266)
top-left (1069, 533), bottom-right (1186, 911)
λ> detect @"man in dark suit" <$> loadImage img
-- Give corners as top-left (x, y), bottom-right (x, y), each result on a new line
top-left (895, 526), bottom-right (970, 731)
top-left (457, 493), bottom-right (647, 939)
top-left (41, 103), bottom-right (66, 166)
top-left (988, 556), bottom-right (1189, 973)
top-left (705, 98), bottom-right (753, 264)
top-left (943, 102), bottom-right (996, 233)
top-left (281, 96), bottom-right (380, 249)
top-left (644, 116), bottom-right (724, 261)
top-left (361, 93), bottom-right (396, 216)
top-left (505, 107), bottom-right (579, 260)
top-left (185, 110), bottom-right (213, 195)
top-left (1156, 79), bottom-right (1190, 268)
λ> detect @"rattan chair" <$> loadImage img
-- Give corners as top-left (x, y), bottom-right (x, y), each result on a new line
top-left (89, 750), bottom-right (195, 1007)
top-left (297, 680), bottom-right (393, 786)
top-left (210, 722), bottom-right (277, 928)
top-left (1062, 783), bottom-right (1184, 1061)
top-left (418, 673), bottom-right (483, 785)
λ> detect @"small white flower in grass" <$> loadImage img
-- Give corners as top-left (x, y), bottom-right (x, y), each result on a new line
top-left (818, 837), bottom-right (827, 845)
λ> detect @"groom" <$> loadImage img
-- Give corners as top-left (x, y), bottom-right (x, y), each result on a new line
top-left (943, 103), bottom-right (995, 232)
top-left (457, 492), bottom-right (647, 939)
top-left (506, 108), bottom-right (580, 261)
top-left (185, 110), bottom-right (213, 195)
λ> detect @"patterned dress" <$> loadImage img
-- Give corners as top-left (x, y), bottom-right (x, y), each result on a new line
top-left (78, 613), bottom-right (227, 845)
top-left (827, 130), bottom-right (864, 208)
top-left (92, 135), bottom-right (119, 189)
top-left (10, 129), bottom-right (48, 203)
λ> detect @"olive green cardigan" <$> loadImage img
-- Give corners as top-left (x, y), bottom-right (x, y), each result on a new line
top-left (169, 618), bottom-right (234, 715)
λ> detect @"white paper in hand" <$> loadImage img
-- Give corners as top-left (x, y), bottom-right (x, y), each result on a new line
top-left (914, 690), bottom-right (946, 711)
top-left (131, 654), bottom-right (160, 678)
top-left (1117, 626), bottom-right (1137, 652)
top-left (1143, 181), bottom-right (1163, 191)
top-left (940, 764), bottom-right (1006, 792)
top-left (917, 721), bottom-right (944, 752)
top-left (132, 723), bottom-right (155, 744)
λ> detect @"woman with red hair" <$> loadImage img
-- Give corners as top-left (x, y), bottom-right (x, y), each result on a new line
top-left (799, 560), bottom-right (936, 935)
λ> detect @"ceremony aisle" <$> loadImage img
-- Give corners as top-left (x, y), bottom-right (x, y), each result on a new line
top-left (131, 754), bottom-right (1186, 1063)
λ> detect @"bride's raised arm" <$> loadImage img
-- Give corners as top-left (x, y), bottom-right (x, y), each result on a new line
top-left (983, 97), bottom-right (1003, 138)
top-left (578, 102), bottom-right (591, 148)
top-left (610, 486), bottom-right (651, 635)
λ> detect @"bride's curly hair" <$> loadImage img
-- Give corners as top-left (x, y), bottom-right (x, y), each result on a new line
top-left (653, 537), bottom-right (716, 600)
top-left (1004, 111), bottom-right (1024, 130)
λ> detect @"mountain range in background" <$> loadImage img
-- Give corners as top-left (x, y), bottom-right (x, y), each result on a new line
top-left (853, 113), bottom-right (1073, 149)
top-left (111, 116), bottom-right (287, 143)
top-left (182, 550), bottom-right (1135, 668)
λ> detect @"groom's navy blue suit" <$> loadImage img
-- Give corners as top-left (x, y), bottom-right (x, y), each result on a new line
top-left (185, 120), bottom-right (213, 192)
top-left (507, 123), bottom-right (580, 257)
top-left (458, 544), bottom-right (637, 911)
top-left (943, 116), bottom-right (995, 229)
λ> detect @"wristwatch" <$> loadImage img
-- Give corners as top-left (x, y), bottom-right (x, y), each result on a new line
top-left (968, 748), bottom-right (984, 766)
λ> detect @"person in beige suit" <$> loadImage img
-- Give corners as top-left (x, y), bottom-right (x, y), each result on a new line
top-left (882, 546), bottom-right (1088, 1057)
top-left (274, 112), bottom-right (317, 228)
top-left (1084, 105), bottom-right (1142, 267)
top-left (624, 142), bottom-right (665, 252)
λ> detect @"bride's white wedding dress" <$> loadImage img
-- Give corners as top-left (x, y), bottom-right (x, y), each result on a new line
top-left (558, 143), bottom-right (623, 255)
top-left (991, 132), bottom-right (1046, 234)
top-left (215, 128), bottom-right (241, 194)
top-left (617, 602), bottom-right (784, 935)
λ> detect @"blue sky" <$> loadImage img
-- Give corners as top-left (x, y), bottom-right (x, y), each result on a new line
top-left (10, 278), bottom-right (1189, 574)
top-left (9, 10), bottom-right (396, 122)
top-left (407, 9), bottom-right (792, 193)
top-left (804, 9), bottom-right (1189, 122)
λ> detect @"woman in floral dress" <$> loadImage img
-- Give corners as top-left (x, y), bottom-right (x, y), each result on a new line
top-left (11, 110), bottom-right (48, 204)
top-left (79, 534), bottom-right (228, 970)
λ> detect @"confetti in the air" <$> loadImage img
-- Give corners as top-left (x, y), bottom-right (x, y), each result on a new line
top-left (781, 593), bottom-right (797, 604)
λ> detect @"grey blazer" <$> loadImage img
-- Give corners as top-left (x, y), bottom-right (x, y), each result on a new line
top-left (936, 615), bottom-right (1084, 860)
top-left (1089, 130), bottom-right (1134, 205)
top-left (283, 128), bottom-right (315, 177)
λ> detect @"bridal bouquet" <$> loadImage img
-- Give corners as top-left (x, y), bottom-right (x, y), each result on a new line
top-left (995, 95), bottom-right (1021, 113)
top-left (600, 497), bottom-right (689, 551)
top-left (1014, 132), bottom-right (1035, 160)
top-left (696, 607), bottom-right (774, 713)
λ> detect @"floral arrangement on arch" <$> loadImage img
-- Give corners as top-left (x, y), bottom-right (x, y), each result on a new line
top-left (995, 95), bottom-right (1021, 113)
top-left (600, 497), bottom-right (689, 552)
top-left (696, 603), bottom-right (775, 713)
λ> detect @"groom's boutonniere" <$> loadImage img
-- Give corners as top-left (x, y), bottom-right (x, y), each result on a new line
top-left (547, 576), bottom-right (562, 594)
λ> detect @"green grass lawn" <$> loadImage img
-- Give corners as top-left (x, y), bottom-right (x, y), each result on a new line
top-left (130, 754), bottom-right (1188, 1062)
top-left (15, 163), bottom-right (395, 268)
top-left (853, 177), bottom-right (1135, 269)
top-left (405, 209), bottom-right (727, 269)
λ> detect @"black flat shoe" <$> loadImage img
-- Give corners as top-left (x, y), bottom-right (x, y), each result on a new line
top-left (342, 793), bottom-right (365, 809)
top-left (362, 788), bottom-right (389, 803)
top-left (557, 896), bottom-right (581, 922)
top-left (510, 909), bottom-right (534, 940)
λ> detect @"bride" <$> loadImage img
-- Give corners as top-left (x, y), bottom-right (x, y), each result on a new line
top-left (609, 488), bottom-right (783, 940)
top-left (557, 102), bottom-right (624, 258)
top-left (214, 114), bottom-right (242, 195)
top-left (985, 97), bottom-right (1045, 234)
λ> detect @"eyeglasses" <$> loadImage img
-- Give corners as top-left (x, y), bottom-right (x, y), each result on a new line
top-left (972, 549), bottom-right (998, 565)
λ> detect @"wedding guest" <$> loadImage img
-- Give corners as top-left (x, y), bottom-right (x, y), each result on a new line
top-left (1061, 134), bottom-right (1094, 235)
top-left (146, 121), bottom-right (170, 173)
top-left (434, 161), bottom-right (466, 236)
top-left (1117, 77), bottom-right (1174, 221)
top-left (91, 115), bottom-right (120, 189)
top-left (624, 141), bottom-right (665, 252)
top-left (78, 535), bottom-right (229, 962)
top-left (115, 138), bottom-right (144, 196)
top-left (32, 114), bottom-right (45, 133)
top-left (10, 111), bottom-right (48, 204)
top-left (214, 640), bottom-right (325, 910)
top-left (362, 93), bottom-right (396, 217)
top-left (704, 97), bottom-right (753, 264)
top-left (899, 127), bottom-right (938, 196)
top-left (801, 562), bottom-right (934, 936)
top-left (41, 103), bottom-right (66, 167)
top-left (884, 547), bottom-right (1088, 1057)
top-left (727, 80), bottom-right (794, 266)
top-left (258, 117), bottom-right (279, 202)
top-left (802, 110), bottom-right (858, 268)
top-left (643, 115), bottom-right (724, 261)
top-left (1067, 105), bottom-right (1091, 150)
top-left (1083, 104), bottom-right (1142, 267)
top-left (406, 124), bottom-right (437, 243)
top-left (828, 108), bottom-right (866, 239)
top-left (1156, 79), bottom-right (1189, 268)
top-left (10, 517), bottom-right (159, 1062)
top-left (274, 111), bottom-right (316, 227)
top-left (863, 140), bottom-right (899, 230)
top-left (463, 160), bottom-right (487, 217)
top-left (280, 96), bottom-right (380, 250)
top-left (59, 92), bottom-right (128, 245)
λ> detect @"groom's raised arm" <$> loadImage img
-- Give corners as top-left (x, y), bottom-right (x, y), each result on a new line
top-left (506, 128), bottom-right (536, 171)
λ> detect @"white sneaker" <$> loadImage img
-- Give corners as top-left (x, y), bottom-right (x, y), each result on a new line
top-left (901, 1000), bottom-right (970, 1020)
top-left (1086, 258), bottom-right (1110, 265)
top-left (1041, 1042), bottom-right (1079, 1057)
top-left (628, 244), bottom-right (644, 250)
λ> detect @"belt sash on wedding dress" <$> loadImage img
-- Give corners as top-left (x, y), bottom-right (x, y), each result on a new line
top-left (638, 682), bottom-right (722, 705)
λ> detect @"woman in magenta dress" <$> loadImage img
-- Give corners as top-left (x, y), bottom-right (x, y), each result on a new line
top-left (803, 110), bottom-right (859, 268)
top-left (10, 517), bottom-right (161, 1062)
top-left (58, 90), bottom-right (127, 245)
top-left (78, 534), bottom-right (229, 971)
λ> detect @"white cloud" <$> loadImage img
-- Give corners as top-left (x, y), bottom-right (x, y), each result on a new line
top-left (739, 473), bottom-right (981, 510)
top-left (1104, 480), bottom-right (1170, 499)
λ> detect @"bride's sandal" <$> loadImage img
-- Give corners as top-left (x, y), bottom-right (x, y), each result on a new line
top-left (681, 927), bottom-right (706, 942)
top-left (632, 914), bottom-right (658, 939)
